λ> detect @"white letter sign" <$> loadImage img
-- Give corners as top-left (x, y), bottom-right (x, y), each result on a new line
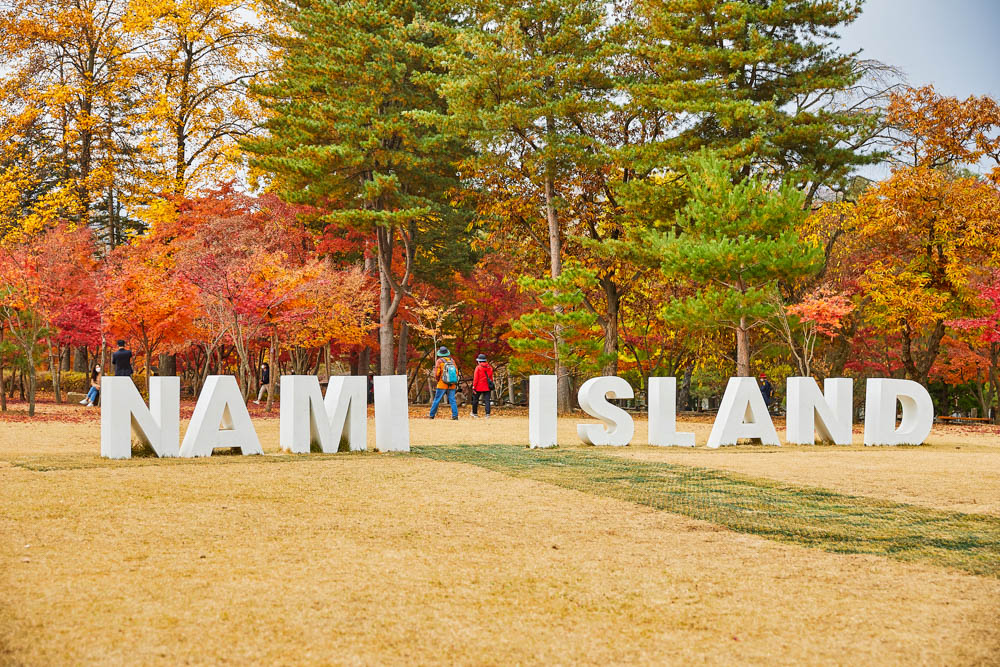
top-left (647, 377), bottom-right (695, 447)
top-left (100, 377), bottom-right (180, 459)
top-left (786, 377), bottom-right (853, 445)
top-left (863, 378), bottom-right (933, 446)
top-left (707, 377), bottom-right (780, 448)
top-left (577, 376), bottom-right (634, 446)
top-left (179, 375), bottom-right (263, 457)
top-left (529, 375), bottom-right (557, 448)
top-left (280, 375), bottom-right (367, 453)
top-left (374, 375), bottom-right (409, 452)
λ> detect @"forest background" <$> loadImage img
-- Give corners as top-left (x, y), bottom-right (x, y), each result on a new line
top-left (1, 0), bottom-right (999, 419)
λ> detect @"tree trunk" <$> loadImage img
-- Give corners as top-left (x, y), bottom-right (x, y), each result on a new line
top-left (543, 118), bottom-right (569, 414)
top-left (736, 317), bottom-right (751, 377)
top-left (0, 364), bottom-right (6, 412)
top-left (678, 367), bottom-right (692, 412)
top-left (26, 352), bottom-right (36, 416)
top-left (378, 240), bottom-right (395, 376)
top-left (73, 346), bottom-right (89, 372)
top-left (600, 278), bottom-right (620, 376)
top-left (395, 321), bottom-right (409, 376)
top-left (49, 342), bottom-right (62, 404)
top-left (158, 354), bottom-right (176, 376)
top-left (357, 347), bottom-right (370, 377)
top-left (266, 333), bottom-right (277, 412)
top-left (61, 347), bottom-right (71, 371)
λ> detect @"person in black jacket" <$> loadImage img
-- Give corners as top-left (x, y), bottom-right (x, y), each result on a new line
top-left (759, 373), bottom-right (774, 412)
top-left (253, 362), bottom-right (271, 405)
top-left (111, 340), bottom-right (133, 377)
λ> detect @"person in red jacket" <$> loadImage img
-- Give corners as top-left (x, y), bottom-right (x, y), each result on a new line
top-left (471, 353), bottom-right (495, 418)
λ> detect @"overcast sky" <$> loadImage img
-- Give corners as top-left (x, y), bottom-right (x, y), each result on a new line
top-left (838, 0), bottom-right (1000, 98)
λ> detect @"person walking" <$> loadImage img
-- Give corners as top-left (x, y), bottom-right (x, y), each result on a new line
top-left (112, 340), bottom-right (133, 377)
top-left (79, 365), bottom-right (102, 407)
top-left (429, 346), bottom-right (460, 420)
top-left (253, 362), bottom-right (271, 405)
top-left (471, 353), bottom-right (494, 419)
top-left (759, 373), bottom-right (774, 412)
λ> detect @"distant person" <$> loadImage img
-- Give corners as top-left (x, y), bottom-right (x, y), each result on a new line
top-left (79, 365), bottom-right (101, 407)
top-left (112, 340), bottom-right (133, 377)
top-left (429, 346), bottom-right (460, 420)
top-left (253, 362), bottom-right (271, 405)
top-left (759, 373), bottom-right (774, 411)
top-left (471, 353), bottom-right (494, 419)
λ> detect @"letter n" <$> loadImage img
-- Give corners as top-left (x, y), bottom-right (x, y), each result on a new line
top-left (100, 377), bottom-right (180, 459)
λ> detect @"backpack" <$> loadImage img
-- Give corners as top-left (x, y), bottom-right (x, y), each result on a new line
top-left (443, 359), bottom-right (459, 384)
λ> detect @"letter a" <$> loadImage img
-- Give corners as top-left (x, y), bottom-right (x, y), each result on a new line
top-left (179, 375), bottom-right (263, 457)
top-left (707, 377), bottom-right (780, 448)
top-left (100, 377), bottom-right (180, 459)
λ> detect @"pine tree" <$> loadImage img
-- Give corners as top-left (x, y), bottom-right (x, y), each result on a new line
top-left (624, 0), bottom-right (881, 201)
top-left (244, 0), bottom-right (468, 376)
top-left (509, 263), bottom-right (608, 385)
top-left (438, 0), bottom-right (615, 412)
top-left (649, 152), bottom-right (821, 376)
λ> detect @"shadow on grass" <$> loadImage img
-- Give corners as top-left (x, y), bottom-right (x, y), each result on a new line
top-left (412, 444), bottom-right (1000, 579)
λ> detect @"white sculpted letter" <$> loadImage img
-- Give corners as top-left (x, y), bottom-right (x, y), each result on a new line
top-left (577, 376), bottom-right (635, 446)
top-left (529, 375), bottom-right (557, 448)
top-left (707, 377), bottom-right (780, 448)
top-left (786, 377), bottom-right (853, 445)
top-left (863, 378), bottom-right (933, 446)
top-left (374, 375), bottom-right (409, 452)
top-left (179, 375), bottom-right (263, 457)
top-left (100, 377), bottom-right (180, 459)
top-left (647, 377), bottom-right (695, 447)
top-left (280, 375), bottom-right (367, 453)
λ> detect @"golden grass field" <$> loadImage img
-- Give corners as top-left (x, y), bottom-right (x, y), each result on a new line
top-left (2, 399), bottom-right (999, 664)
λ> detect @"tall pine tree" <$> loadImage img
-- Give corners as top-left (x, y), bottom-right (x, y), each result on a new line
top-left (438, 0), bottom-right (615, 412)
top-left (244, 0), bottom-right (468, 375)
top-left (624, 0), bottom-right (881, 200)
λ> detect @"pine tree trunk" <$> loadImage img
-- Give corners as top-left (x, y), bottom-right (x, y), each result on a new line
top-left (736, 317), bottom-right (751, 377)
top-left (601, 280), bottom-right (619, 376)
top-left (358, 347), bottom-right (370, 376)
top-left (544, 117), bottom-right (570, 414)
top-left (377, 231), bottom-right (396, 376)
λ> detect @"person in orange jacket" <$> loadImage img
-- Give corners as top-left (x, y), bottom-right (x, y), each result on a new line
top-left (429, 346), bottom-right (460, 420)
top-left (471, 353), bottom-right (494, 418)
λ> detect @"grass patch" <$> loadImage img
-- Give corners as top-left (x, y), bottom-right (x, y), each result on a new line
top-left (413, 444), bottom-right (1000, 578)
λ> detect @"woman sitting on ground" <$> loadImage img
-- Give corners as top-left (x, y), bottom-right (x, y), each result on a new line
top-left (80, 365), bottom-right (101, 407)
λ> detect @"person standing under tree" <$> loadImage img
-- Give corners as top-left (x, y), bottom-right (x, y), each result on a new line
top-left (759, 373), bottom-right (774, 412)
top-left (112, 340), bottom-right (133, 377)
top-left (471, 353), bottom-right (494, 419)
top-left (253, 362), bottom-right (271, 405)
top-left (429, 346), bottom-right (460, 420)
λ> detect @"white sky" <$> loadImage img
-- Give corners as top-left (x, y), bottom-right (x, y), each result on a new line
top-left (838, 0), bottom-right (1000, 98)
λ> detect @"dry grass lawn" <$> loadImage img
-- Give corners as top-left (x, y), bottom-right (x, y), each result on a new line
top-left (1, 399), bottom-right (999, 664)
